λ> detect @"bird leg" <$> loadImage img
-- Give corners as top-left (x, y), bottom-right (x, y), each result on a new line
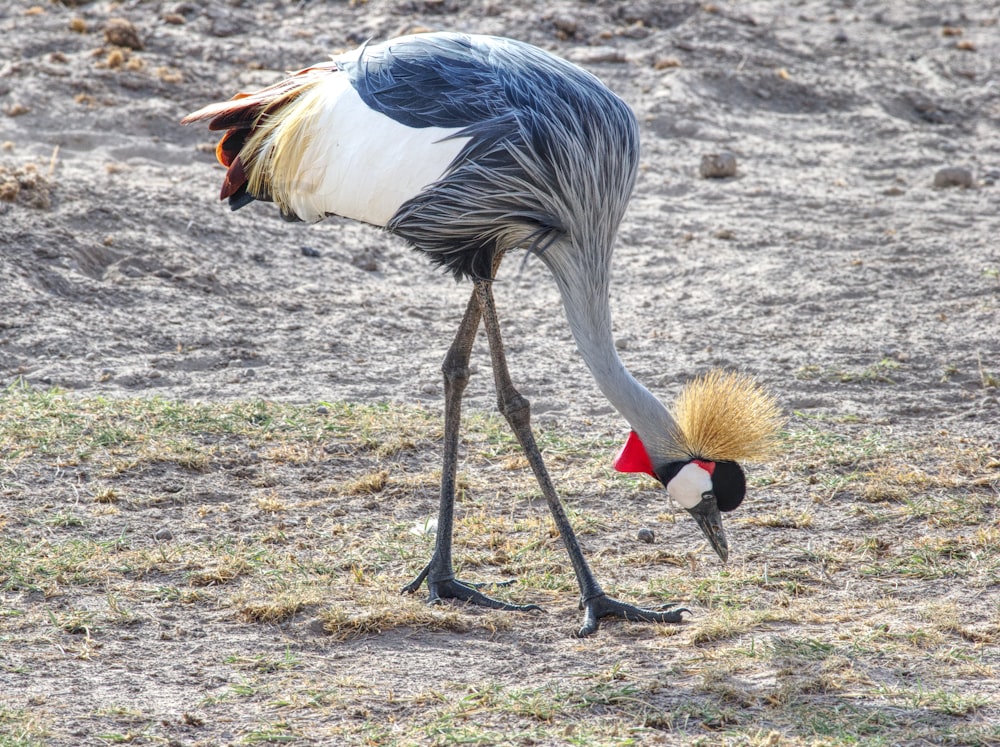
top-left (401, 282), bottom-right (541, 614)
top-left (472, 278), bottom-right (687, 637)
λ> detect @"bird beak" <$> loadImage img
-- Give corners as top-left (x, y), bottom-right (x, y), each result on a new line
top-left (685, 493), bottom-right (729, 563)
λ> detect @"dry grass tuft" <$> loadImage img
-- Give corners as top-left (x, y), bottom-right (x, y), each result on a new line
top-left (237, 592), bottom-right (318, 624)
top-left (339, 469), bottom-right (389, 495)
top-left (690, 607), bottom-right (783, 645)
top-left (0, 162), bottom-right (53, 208)
top-left (744, 510), bottom-right (813, 528)
top-left (317, 592), bottom-right (509, 640)
top-left (188, 555), bottom-right (253, 587)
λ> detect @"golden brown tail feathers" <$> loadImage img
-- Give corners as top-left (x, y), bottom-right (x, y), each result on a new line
top-left (181, 63), bottom-right (338, 206)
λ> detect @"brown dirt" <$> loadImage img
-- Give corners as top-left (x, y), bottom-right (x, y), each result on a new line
top-left (1, 1), bottom-right (998, 745)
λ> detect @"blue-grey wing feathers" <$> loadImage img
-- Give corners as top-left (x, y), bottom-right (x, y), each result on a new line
top-left (344, 33), bottom-right (640, 279)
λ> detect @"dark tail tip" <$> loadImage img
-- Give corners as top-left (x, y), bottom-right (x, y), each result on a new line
top-left (228, 187), bottom-right (256, 211)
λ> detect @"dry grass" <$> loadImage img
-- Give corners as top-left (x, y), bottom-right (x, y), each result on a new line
top-left (0, 383), bottom-right (998, 746)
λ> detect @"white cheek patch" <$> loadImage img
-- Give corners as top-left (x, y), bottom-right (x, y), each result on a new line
top-left (667, 462), bottom-right (713, 509)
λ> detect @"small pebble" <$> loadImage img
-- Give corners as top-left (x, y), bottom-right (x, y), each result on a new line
top-left (301, 245), bottom-right (321, 258)
top-left (154, 527), bottom-right (174, 541)
top-left (637, 527), bottom-right (655, 544)
top-left (933, 167), bottom-right (973, 189)
top-left (653, 56), bottom-right (682, 70)
top-left (700, 151), bottom-right (738, 179)
top-left (551, 14), bottom-right (578, 37)
top-left (351, 253), bottom-right (378, 272)
top-left (209, 12), bottom-right (244, 38)
top-left (104, 18), bottom-right (143, 50)
top-left (316, 405), bottom-right (330, 415)
top-left (566, 47), bottom-right (627, 64)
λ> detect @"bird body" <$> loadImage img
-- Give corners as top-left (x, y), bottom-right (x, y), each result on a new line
top-left (184, 32), bottom-right (781, 635)
top-left (185, 32), bottom-right (663, 459)
top-left (184, 33), bottom-right (636, 275)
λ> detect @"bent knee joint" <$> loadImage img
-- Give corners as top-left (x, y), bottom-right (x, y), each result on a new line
top-left (442, 362), bottom-right (472, 387)
top-left (498, 392), bottom-right (531, 423)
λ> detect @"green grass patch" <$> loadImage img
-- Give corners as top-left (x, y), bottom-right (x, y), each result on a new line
top-left (0, 708), bottom-right (48, 747)
top-left (0, 386), bottom-right (997, 745)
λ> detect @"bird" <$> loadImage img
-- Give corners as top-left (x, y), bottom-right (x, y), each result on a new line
top-left (183, 31), bottom-right (782, 637)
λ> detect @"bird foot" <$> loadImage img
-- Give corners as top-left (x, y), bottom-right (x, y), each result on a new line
top-left (576, 594), bottom-right (688, 638)
top-left (401, 564), bottom-right (543, 614)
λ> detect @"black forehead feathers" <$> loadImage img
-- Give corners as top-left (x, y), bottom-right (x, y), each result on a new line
top-left (653, 460), bottom-right (686, 486)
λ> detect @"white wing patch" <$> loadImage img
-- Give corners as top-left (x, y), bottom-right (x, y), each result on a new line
top-left (266, 72), bottom-right (470, 226)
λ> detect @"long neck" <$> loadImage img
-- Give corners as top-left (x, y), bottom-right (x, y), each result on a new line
top-left (539, 241), bottom-right (680, 462)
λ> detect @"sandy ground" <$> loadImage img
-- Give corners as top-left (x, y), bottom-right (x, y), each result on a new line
top-left (1, 0), bottom-right (998, 744)
top-left (1, 0), bottom-right (997, 435)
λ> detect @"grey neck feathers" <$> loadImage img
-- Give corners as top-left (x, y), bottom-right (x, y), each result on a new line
top-left (538, 240), bottom-right (681, 465)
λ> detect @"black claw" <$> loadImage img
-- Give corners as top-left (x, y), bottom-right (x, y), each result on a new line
top-left (400, 563), bottom-right (430, 596)
top-left (575, 594), bottom-right (689, 637)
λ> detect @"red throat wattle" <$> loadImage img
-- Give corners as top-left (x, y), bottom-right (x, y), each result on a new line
top-left (613, 431), bottom-right (655, 477)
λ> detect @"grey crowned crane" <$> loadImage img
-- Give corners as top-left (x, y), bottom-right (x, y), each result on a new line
top-left (183, 32), bottom-right (782, 637)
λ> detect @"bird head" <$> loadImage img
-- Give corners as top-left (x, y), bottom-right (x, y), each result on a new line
top-left (614, 370), bottom-right (782, 563)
